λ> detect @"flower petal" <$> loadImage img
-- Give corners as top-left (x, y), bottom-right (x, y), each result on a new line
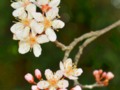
top-left (18, 41), bottom-right (30, 54)
top-left (54, 70), bottom-right (63, 80)
top-left (11, 1), bottom-right (23, 9)
top-left (73, 68), bottom-right (83, 77)
top-left (37, 0), bottom-right (49, 5)
top-left (31, 85), bottom-right (39, 90)
top-left (12, 7), bottom-right (25, 17)
top-left (26, 3), bottom-right (36, 13)
top-left (30, 20), bottom-right (44, 34)
top-left (46, 8), bottom-right (59, 20)
top-left (71, 85), bottom-right (82, 90)
top-left (45, 69), bottom-right (54, 80)
top-left (33, 44), bottom-right (42, 57)
top-left (60, 62), bottom-right (65, 71)
top-left (31, 12), bottom-right (44, 22)
top-left (64, 58), bottom-right (72, 69)
top-left (36, 35), bottom-right (49, 44)
top-left (10, 23), bottom-right (24, 33)
top-left (49, 87), bottom-right (56, 90)
top-left (49, 0), bottom-right (60, 7)
top-left (52, 20), bottom-right (65, 29)
top-left (68, 76), bottom-right (78, 80)
top-left (37, 80), bottom-right (49, 89)
top-left (45, 28), bottom-right (57, 42)
top-left (57, 80), bottom-right (69, 89)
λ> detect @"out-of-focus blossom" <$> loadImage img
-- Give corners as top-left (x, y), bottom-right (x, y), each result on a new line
top-left (60, 58), bottom-right (83, 80)
top-left (93, 69), bottom-right (114, 86)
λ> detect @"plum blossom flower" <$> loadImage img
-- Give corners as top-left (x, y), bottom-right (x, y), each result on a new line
top-left (11, 0), bottom-right (36, 17)
top-left (36, 0), bottom-right (60, 13)
top-left (37, 69), bottom-right (69, 90)
top-left (11, 13), bottom-right (44, 40)
top-left (18, 32), bottom-right (49, 57)
top-left (32, 10), bottom-right (65, 41)
top-left (60, 58), bottom-right (83, 80)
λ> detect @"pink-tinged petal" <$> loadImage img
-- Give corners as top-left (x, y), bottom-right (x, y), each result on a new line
top-left (57, 80), bottom-right (69, 89)
top-left (52, 20), bottom-right (65, 29)
top-left (18, 41), bottom-right (30, 54)
top-left (71, 85), bottom-right (82, 90)
top-left (46, 8), bottom-right (59, 20)
top-left (35, 69), bottom-right (42, 80)
top-left (54, 70), bottom-right (63, 80)
top-left (33, 44), bottom-right (42, 57)
top-left (24, 73), bottom-right (34, 84)
top-left (37, 80), bottom-right (49, 89)
top-left (37, 0), bottom-right (49, 5)
top-left (11, 1), bottom-right (23, 9)
top-left (64, 58), bottom-right (72, 69)
top-left (49, 0), bottom-right (60, 7)
top-left (31, 85), bottom-right (39, 90)
top-left (31, 12), bottom-right (44, 22)
top-left (12, 7), bottom-right (25, 17)
top-left (26, 3), bottom-right (36, 13)
top-left (106, 72), bottom-right (114, 80)
top-left (30, 20), bottom-right (44, 34)
top-left (45, 69), bottom-right (54, 80)
top-left (10, 23), bottom-right (24, 33)
top-left (73, 68), bottom-right (83, 77)
top-left (36, 35), bottom-right (49, 44)
top-left (45, 28), bottom-right (57, 42)
top-left (60, 62), bottom-right (65, 71)
top-left (68, 76), bottom-right (78, 80)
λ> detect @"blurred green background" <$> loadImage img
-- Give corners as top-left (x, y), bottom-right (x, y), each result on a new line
top-left (0, 0), bottom-right (120, 90)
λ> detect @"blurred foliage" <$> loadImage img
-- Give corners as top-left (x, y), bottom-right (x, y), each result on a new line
top-left (0, 0), bottom-right (120, 90)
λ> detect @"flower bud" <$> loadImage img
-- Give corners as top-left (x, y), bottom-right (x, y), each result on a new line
top-left (31, 85), bottom-right (39, 90)
top-left (106, 72), bottom-right (114, 80)
top-left (35, 69), bottom-right (42, 80)
top-left (25, 73), bottom-right (34, 84)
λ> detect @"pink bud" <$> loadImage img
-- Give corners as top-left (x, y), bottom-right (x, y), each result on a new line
top-left (106, 72), bottom-right (114, 80)
top-left (25, 73), bottom-right (34, 84)
top-left (35, 69), bottom-right (41, 80)
top-left (71, 85), bottom-right (82, 90)
top-left (31, 85), bottom-right (39, 90)
top-left (102, 72), bottom-right (107, 78)
top-left (58, 89), bottom-right (67, 90)
top-left (98, 69), bottom-right (103, 74)
top-left (93, 70), bottom-right (99, 76)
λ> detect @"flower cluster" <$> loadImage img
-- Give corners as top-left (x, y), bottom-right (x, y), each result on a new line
top-left (93, 69), bottom-right (114, 86)
top-left (25, 58), bottom-right (83, 90)
top-left (10, 0), bottom-right (65, 57)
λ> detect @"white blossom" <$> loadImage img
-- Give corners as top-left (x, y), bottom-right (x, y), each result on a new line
top-left (10, 13), bottom-right (44, 40)
top-left (18, 32), bottom-right (49, 57)
top-left (32, 10), bottom-right (65, 41)
top-left (11, 0), bottom-right (36, 17)
top-left (37, 69), bottom-right (69, 90)
top-left (60, 58), bottom-right (83, 80)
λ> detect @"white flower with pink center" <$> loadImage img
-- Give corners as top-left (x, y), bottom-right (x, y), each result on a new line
top-left (11, 0), bottom-right (36, 17)
top-left (31, 10), bottom-right (65, 42)
top-left (37, 69), bottom-right (69, 90)
top-left (18, 32), bottom-right (49, 57)
top-left (60, 58), bottom-right (83, 80)
top-left (36, 0), bottom-right (60, 13)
